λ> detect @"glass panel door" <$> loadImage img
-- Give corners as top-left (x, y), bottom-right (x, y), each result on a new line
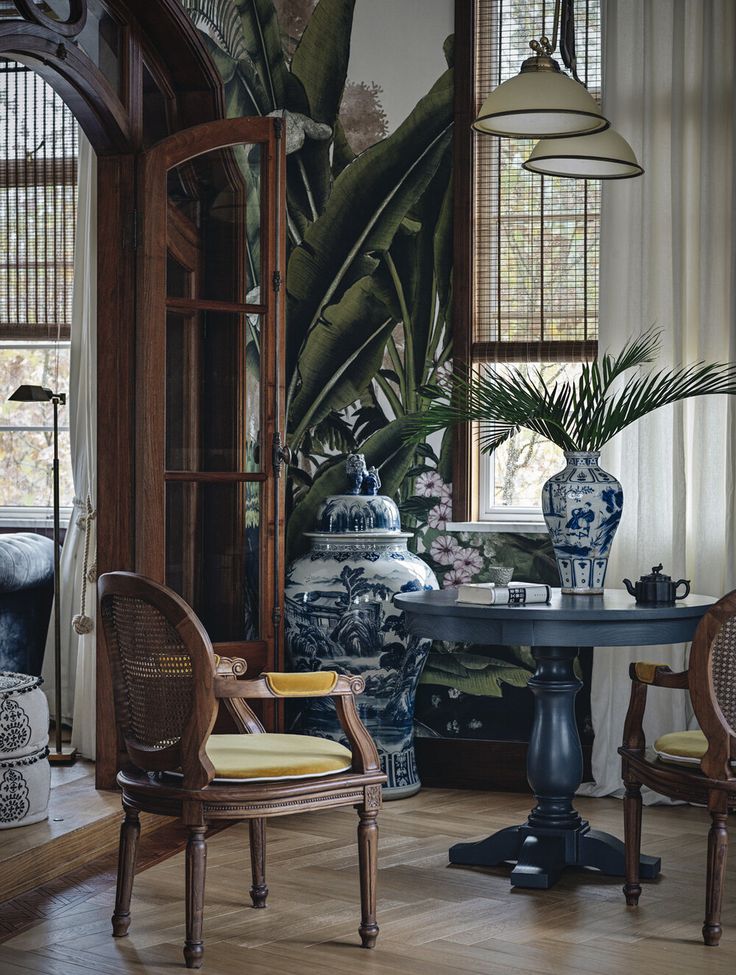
top-left (136, 118), bottom-right (285, 691)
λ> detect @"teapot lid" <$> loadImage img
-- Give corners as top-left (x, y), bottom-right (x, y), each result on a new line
top-left (641, 563), bottom-right (670, 582)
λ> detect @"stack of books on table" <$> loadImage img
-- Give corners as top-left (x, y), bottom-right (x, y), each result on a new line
top-left (455, 582), bottom-right (552, 606)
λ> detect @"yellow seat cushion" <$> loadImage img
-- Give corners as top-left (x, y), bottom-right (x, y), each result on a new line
top-left (205, 733), bottom-right (352, 781)
top-left (263, 671), bottom-right (338, 696)
top-left (654, 730), bottom-right (708, 766)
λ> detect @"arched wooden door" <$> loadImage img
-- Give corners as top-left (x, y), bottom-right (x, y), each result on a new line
top-left (136, 117), bottom-right (287, 727)
top-left (0, 0), bottom-right (283, 786)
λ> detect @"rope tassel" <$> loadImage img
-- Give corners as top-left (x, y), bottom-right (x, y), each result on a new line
top-left (72, 494), bottom-right (96, 636)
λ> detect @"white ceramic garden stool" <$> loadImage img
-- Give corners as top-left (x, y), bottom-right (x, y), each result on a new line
top-left (0, 672), bottom-right (50, 828)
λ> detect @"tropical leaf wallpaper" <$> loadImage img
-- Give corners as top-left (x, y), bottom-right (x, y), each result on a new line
top-left (180, 0), bottom-right (592, 744)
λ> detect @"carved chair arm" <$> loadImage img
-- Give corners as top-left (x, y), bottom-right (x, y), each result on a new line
top-left (622, 663), bottom-right (690, 753)
top-left (212, 656), bottom-right (264, 734)
top-left (214, 672), bottom-right (358, 700)
top-left (213, 672), bottom-right (382, 774)
top-left (629, 662), bottom-right (689, 689)
top-left (214, 655), bottom-right (248, 678)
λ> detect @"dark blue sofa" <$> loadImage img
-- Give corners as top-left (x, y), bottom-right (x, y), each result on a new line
top-left (0, 533), bottom-right (55, 676)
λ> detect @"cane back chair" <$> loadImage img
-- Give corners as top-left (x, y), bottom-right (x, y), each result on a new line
top-left (619, 588), bottom-right (736, 946)
top-left (98, 571), bottom-right (386, 969)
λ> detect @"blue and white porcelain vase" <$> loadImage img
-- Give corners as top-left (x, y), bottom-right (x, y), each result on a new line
top-left (541, 451), bottom-right (623, 595)
top-left (285, 455), bottom-right (438, 798)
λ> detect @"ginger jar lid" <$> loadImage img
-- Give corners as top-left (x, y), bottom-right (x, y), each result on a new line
top-left (312, 455), bottom-right (403, 535)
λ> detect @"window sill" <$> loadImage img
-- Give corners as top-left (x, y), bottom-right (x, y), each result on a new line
top-left (0, 506), bottom-right (72, 530)
top-left (446, 520), bottom-right (548, 535)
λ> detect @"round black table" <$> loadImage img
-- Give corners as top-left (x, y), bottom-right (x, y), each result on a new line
top-left (394, 587), bottom-right (716, 890)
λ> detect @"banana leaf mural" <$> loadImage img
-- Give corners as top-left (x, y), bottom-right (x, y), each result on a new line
top-left (183, 0), bottom-right (454, 561)
top-left (181, 0), bottom-right (592, 744)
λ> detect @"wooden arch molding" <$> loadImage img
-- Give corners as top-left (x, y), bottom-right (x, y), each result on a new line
top-left (0, 0), bottom-right (227, 788)
top-left (13, 0), bottom-right (88, 37)
top-left (0, 24), bottom-right (130, 153)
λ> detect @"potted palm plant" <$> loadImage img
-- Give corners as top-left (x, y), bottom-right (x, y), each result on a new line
top-left (408, 330), bottom-right (736, 594)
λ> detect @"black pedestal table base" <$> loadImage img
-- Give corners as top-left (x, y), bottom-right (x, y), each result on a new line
top-left (449, 645), bottom-right (661, 889)
top-left (449, 823), bottom-right (660, 889)
top-left (393, 588), bottom-right (715, 892)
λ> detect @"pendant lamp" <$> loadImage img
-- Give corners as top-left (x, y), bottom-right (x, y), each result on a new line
top-left (523, 127), bottom-right (644, 180)
top-left (473, 41), bottom-right (608, 140)
top-left (473, 0), bottom-right (643, 181)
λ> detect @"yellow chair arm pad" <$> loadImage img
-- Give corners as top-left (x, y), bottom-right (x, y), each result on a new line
top-left (631, 662), bottom-right (670, 684)
top-left (263, 671), bottom-right (339, 697)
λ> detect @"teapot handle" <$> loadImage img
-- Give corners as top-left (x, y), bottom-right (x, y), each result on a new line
top-left (674, 579), bottom-right (690, 599)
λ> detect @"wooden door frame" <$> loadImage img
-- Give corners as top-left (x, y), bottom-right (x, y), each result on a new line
top-left (0, 0), bottom-right (227, 789)
top-left (135, 118), bottom-right (285, 733)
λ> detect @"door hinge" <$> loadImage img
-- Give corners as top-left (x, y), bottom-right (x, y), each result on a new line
top-left (272, 269), bottom-right (282, 293)
top-left (272, 605), bottom-right (282, 626)
top-left (273, 115), bottom-right (283, 140)
top-left (272, 432), bottom-right (291, 478)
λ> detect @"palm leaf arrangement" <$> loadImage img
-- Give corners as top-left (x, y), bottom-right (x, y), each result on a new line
top-left (407, 329), bottom-right (736, 453)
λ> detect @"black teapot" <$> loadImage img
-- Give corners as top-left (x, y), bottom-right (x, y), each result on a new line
top-left (623, 565), bottom-right (690, 605)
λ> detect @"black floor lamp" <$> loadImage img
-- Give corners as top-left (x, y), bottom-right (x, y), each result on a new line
top-left (9, 384), bottom-right (77, 765)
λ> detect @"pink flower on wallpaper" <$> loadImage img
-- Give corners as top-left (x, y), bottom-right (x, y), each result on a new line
top-left (415, 470), bottom-right (444, 497)
top-left (442, 566), bottom-right (472, 589)
top-left (427, 500), bottom-right (452, 529)
top-left (429, 534), bottom-right (460, 565)
top-left (452, 548), bottom-right (484, 575)
top-left (439, 481), bottom-right (453, 500)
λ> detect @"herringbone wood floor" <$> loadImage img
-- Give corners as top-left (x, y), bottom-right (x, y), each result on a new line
top-left (2, 788), bottom-right (735, 974)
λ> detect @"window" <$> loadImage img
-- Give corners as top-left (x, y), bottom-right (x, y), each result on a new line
top-left (469, 0), bottom-right (600, 525)
top-left (0, 62), bottom-right (76, 520)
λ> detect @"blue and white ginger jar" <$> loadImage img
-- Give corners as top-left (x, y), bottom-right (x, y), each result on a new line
top-left (541, 451), bottom-right (623, 594)
top-left (285, 457), bottom-right (438, 798)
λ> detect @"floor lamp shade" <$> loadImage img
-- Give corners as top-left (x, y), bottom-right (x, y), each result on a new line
top-left (473, 63), bottom-right (609, 139)
top-left (523, 127), bottom-right (644, 179)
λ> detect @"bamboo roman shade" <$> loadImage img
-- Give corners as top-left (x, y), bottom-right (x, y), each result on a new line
top-left (0, 61), bottom-right (77, 340)
top-left (473, 0), bottom-right (600, 362)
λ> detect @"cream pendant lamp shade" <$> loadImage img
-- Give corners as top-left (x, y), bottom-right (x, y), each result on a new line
top-left (522, 126), bottom-right (644, 179)
top-left (473, 54), bottom-right (609, 139)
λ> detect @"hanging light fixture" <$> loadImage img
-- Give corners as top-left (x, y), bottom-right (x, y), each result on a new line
top-left (473, 0), bottom-right (608, 139)
top-left (523, 127), bottom-right (644, 179)
top-left (474, 0), bottom-right (643, 179)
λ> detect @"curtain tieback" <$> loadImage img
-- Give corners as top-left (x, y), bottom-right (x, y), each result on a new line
top-left (72, 494), bottom-right (97, 636)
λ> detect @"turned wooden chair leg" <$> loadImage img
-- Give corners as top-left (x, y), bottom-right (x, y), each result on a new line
top-left (112, 805), bottom-right (141, 937)
top-left (622, 775), bottom-right (643, 906)
top-left (357, 806), bottom-right (379, 948)
top-left (703, 807), bottom-right (729, 946)
top-left (184, 826), bottom-right (207, 969)
top-left (249, 818), bottom-right (268, 908)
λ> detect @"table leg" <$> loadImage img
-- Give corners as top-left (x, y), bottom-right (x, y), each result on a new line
top-left (448, 646), bottom-right (661, 889)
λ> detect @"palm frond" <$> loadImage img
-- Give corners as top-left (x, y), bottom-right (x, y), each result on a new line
top-left (403, 330), bottom-right (736, 454)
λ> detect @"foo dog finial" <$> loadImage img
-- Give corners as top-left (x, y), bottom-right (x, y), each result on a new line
top-left (362, 466), bottom-right (381, 496)
top-left (345, 453), bottom-right (367, 495)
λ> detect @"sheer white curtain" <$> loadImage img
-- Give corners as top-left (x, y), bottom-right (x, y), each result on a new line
top-left (43, 129), bottom-right (97, 757)
top-left (580, 0), bottom-right (736, 800)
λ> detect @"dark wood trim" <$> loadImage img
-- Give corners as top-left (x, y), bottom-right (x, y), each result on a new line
top-left (166, 297), bottom-right (268, 316)
top-left (472, 340), bottom-right (598, 363)
top-left (451, 0), bottom-right (476, 522)
top-left (416, 736), bottom-right (593, 793)
top-left (96, 153), bottom-right (137, 790)
top-left (164, 471), bottom-right (268, 482)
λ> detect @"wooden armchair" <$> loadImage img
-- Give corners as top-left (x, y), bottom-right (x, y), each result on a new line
top-left (98, 571), bottom-right (386, 969)
top-left (619, 589), bottom-right (736, 946)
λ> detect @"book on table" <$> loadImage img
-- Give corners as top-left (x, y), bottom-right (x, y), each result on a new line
top-left (455, 582), bottom-right (551, 605)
